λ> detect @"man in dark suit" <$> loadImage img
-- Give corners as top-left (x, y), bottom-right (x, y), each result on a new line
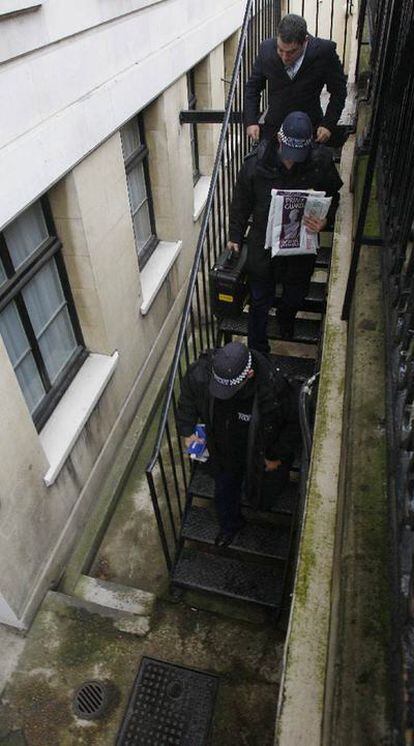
top-left (245, 13), bottom-right (347, 145)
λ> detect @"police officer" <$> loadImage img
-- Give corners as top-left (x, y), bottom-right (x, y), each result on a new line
top-left (176, 342), bottom-right (299, 546)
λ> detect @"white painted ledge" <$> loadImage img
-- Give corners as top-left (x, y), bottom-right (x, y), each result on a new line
top-left (0, 1), bottom-right (42, 17)
top-left (193, 176), bottom-right (211, 222)
top-left (140, 240), bottom-right (182, 316)
top-left (40, 352), bottom-right (119, 487)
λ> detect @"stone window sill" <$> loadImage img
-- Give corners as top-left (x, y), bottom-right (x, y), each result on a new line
top-left (0, 1), bottom-right (42, 17)
top-left (140, 240), bottom-right (182, 316)
top-left (40, 352), bottom-right (119, 487)
top-left (193, 176), bottom-right (211, 222)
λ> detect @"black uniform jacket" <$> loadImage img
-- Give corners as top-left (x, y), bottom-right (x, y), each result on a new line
top-left (228, 140), bottom-right (343, 280)
top-left (244, 35), bottom-right (347, 133)
top-left (176, 349), bottom-right (300, 500)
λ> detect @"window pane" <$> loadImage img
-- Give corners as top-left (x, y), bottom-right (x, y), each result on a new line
top-left (121, 118), bottom-right (141, 160)
top-left (190, 124), bottom-right (199, 181)
top-left (15, 355), bottom-right (46, 414)
top-left (22, 259), bottom-right (77, 381)
top-left (0, 301), bottom-right (45, 414)
top-left (127, 162), bottom-right (147, 212)
top-left (22, 260), bottom-right (65, 337)
top-left (0, 300), bottom-right (31, 365)
top-left (187, 71), bottom-right (196, 102)
top-left (38, 307), bottom-right (77, 383)
top-left (4, 202), bottom-right (48, 270)
top-left (0, 257), bottom-right (7, 287)
top-left (133, 203), bottom-right (152, 252)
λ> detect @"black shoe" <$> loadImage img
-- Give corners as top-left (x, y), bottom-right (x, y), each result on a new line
top-left (214, 531), bottom-right (236, 548)
top-left (214, 518), bottom-right (246, 548)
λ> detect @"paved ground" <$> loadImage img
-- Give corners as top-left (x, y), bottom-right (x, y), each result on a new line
top-left (0, 625), bottom-right (26, 698)
top-left (0, 589), bottom-right (284, 745)
top-left (0, 300), bottom-right (291, 746)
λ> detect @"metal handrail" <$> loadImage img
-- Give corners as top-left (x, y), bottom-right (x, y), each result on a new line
top-left (299, 373), bottom-right (319, 464)
top-left (146, 0), bottom-right (256, 475)
top-left (338, 0), bottom-right (414, 735)
top-left (342, 0), bottom-right (399, 320)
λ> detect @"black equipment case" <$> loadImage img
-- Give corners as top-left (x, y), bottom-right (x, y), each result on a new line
top-left (209, 245), bottom-right (248, 318)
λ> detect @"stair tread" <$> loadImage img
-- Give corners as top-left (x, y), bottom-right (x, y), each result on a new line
top-left (319, 230), bottom-right (333, 245)
top-left (219, 314), bottom-right (321, 344)
top-left (315, 245), bottom-right (331, 269)
top-left (275, 281), bottom-right (326, 312)
top-left (173, 547), bottom-right (284, 608)
top-left (182, 506), bottom-right (290, 559)
top-left (188, 462), bottom-right (299, 514)
top-left (271, 354), bottom-right (315, 381)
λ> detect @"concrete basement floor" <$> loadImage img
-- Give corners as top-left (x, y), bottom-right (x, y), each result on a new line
top-left (0, 588), bottom-right (285, 745)
top-left (0, 281), bottom-right (322, 746)
top-left (0, 390), bottom-right (286, 745)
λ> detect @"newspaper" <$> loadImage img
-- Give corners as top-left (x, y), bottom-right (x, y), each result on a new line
top-left (265, 189), bottom-right (332, 257)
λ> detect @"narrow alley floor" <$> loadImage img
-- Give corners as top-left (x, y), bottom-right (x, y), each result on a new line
top-left (0, 578), bottom-right (285, 745)
top-left (0, 373), bottom-right (288, 746)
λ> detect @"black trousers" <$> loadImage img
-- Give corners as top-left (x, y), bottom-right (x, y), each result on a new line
top-left (214, 469), bottom-right (244, 534)
top-left (248, 255), bottom-right (315, 353)
top-left (214, 462), bottom-right (291, 530)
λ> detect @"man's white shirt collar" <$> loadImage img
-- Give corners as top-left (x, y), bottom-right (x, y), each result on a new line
top-left (285, 40), bottom-right (308, 79)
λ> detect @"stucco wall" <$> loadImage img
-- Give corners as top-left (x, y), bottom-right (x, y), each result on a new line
top-left (0, 0), bottom-right (240, 627)
top-left (0, 0), bottom-right (245, 229)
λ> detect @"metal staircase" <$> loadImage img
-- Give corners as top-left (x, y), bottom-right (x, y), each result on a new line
top-left (145, 0), bottom-right (346, 618)
top-left (170, 224), bottom-right (332, 613)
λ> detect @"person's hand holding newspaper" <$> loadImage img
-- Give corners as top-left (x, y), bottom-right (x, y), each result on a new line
top-left (303, 214), bottom-right (327, 233)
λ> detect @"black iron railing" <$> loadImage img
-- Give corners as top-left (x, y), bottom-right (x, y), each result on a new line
top-left (346, 0), bottom-right (414, 736)
top-left (285, 0), bottom-right (354, 65)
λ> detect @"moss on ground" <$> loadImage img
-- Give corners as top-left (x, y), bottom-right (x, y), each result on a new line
top-left (0, 591), bottom-right (284, 746)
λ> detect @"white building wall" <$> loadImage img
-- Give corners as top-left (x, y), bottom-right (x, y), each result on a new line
top-left (0, 0), bottom-right (245, 229)
top-left (0, 0), bottom-right (244, 628)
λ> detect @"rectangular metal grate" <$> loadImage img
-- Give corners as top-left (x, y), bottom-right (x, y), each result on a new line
top-left (116, 657), bottom-right (219, 745)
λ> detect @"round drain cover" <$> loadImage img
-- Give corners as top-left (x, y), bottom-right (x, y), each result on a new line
top-left (73, 680), bottom-right (110, 720)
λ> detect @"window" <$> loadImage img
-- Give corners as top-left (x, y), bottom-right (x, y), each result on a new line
top-left (187, 70), bottom-right (200, 186)
top-left (0, 200), bottom-right (86, 430)
top-left (121, 115), bottom-right (158, 270)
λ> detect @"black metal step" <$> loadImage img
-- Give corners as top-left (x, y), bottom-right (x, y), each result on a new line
top-left (182, 505), bottom-right (290, 560)
top-left (188, 462), bottom-right (299, 515)
top-left (271, 353), bottom-right (315, 381)
top-left (172, 547), bottom-right (284, 609)
top-left (219, 313), bottom-right (321, 344)
top-left (315, 245), bottom-right (332, 270)
top-left (275, 281), bottom-right (326, 313)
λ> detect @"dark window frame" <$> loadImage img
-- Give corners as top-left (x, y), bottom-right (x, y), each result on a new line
top-left (0, 197), bottom-right (86, 431)
top-left (122, 115), bottom-right (158, 270)
top-left (187, 70), bottom-right (200, 186)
